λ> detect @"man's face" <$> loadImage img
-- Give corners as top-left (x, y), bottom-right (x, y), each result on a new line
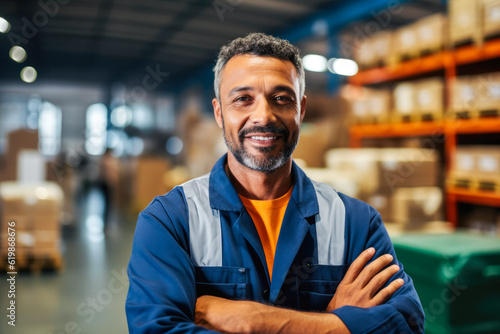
top-left (213, 54), bottom-right (306, 173)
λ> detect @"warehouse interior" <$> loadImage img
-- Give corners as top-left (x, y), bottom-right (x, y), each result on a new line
top-left (1, 0), bottom-right (500, 333)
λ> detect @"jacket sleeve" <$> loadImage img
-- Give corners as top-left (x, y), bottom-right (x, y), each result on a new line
top-left (331, 196), bottom-right (425, 334)
top-left (125, 189), bottom-right (218, 333)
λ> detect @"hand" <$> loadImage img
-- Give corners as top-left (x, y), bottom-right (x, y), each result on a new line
top-left (326, 247), bottom-right (404, 312)
top-left (196, 295), bottom-right (350, 334)
top-left (195, 295), bottom-right (257, 334)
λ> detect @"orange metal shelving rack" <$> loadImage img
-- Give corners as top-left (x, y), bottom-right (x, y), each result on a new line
top-left (348, 38), bottom-right (500, 228)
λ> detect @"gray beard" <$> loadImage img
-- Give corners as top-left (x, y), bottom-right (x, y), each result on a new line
top-left (221, 116), bottom-right (299, 173)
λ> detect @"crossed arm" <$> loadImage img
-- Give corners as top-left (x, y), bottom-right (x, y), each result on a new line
top-left (195, 247), bottom-right (404, 334)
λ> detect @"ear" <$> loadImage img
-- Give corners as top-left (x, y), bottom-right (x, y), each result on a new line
top-left (213, 98), bottom-right (223, 128)
top-left (299, 95), bottom-right (307, 123)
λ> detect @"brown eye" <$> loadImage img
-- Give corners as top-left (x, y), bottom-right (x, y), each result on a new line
top-left (275, 96), bottom-right (292, 102)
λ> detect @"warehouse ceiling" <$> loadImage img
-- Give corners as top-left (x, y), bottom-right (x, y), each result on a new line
top-left (0, 0), bottom-right (445, 90)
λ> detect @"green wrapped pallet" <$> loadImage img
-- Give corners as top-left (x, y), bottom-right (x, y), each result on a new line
top-left (391, 233), bottom-right (500, 334)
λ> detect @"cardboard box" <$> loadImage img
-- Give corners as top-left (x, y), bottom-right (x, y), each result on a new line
top-left (391, 187), bottom-right (444, 228)
top-left (34, 230), bottom-right (60, 249)
top-left (354, 37), bottom-right (376, 69)
top-left (413, 77), bottom-right (444, 120)
top-left (0, 182), bottom-right (62, 254)
top-left (476, 71), bottom-right (500, 113)
top-left (394, 22), bottom-right (419, 60)
top-left (325, 148), bottom-right (440, 194)
top-left (378, 148), bottom-right (440, 191)
top-left (385, 221), bottom-right (453, 237)
top-left (482, 0), bottom-right (500, 38)
top-left (293, 121), bottom-right (334, 168)
top-left (450, 146), bottom-right (500, 186)
top-left (349, 87), bottom-right (391, 124)
top-left (131, 156), bottom-right (170, 211)
top-left (3, 129), bottom-right (39, 181)
top-left (449, 0), bottom-right (481, 45)
top-left (367, 193), bottom-right (392, 222)
top-left (475, 146), bottom-right (500, 181)
top-left (450, 146), bottom-right (476, 180)
top-left (302, 167), bottom-right (360, 199)
top-left (393, 82), bottom-right (416, 118)
top-left (451, 76), bottom-right (479, 115)
top-left (325, 148), bottom-right (380, 194)
top-left (372, 30), bottom-right (394, 66)
top-left (416, 13), bottom-right (448, 53)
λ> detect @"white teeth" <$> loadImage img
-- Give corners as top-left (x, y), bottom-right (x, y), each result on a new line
top-left (250, 136), bottom-right (277, 141)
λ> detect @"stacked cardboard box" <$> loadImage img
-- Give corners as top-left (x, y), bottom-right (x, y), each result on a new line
top-left (294, 121), bottom-right (334, 168)
top-left (354, 37), bottom-right (375, 69)
top-left (450, 75), bottom-right (479, 117)
top-left (482, 0), bottom-right (500, 38)
top-left (322, 148), bottom-right (440, 223)
top-left (392, 187), bottom-right (444, 229)
top-left (449, 146), bottom-right (500, 190)
top-left (348, 87), bottom-right (392, 124)
top-left (451, 72), bottom-right (500, 117)
top-left (415, 13), bottom-right (448, 54)
top-left (0, 129), bottom-right (39, 182)
top-left (414, 78), bottom-right (444, 121)
top-left (394, 23), bottom-right (419, 60)
top-left (477, 72), bottom-right (500, 115)
top-left (0, 182), bottom-right (63, 266)
top-left (393, 82), bottom-right (415, 122)
top-left (393, 77), bottom-right (444, 122)
top-left (449, 0), bottom-right (482, 46)
top-left (131, 156), bottom-right (170, 212)
top-left (371, 31), bottom-right (394, 67)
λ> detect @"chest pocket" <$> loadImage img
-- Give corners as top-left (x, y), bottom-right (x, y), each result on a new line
top-left (195, 266), bottom-right (248, 300)
top-left (298, 264), bottom-right (345, 311)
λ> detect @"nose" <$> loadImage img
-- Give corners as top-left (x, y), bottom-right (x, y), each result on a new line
top-left (249, 97), bottom-right (277, 125)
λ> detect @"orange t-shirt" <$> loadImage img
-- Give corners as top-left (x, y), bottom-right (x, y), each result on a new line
top-left (239, 186), bottom-right (293, 281)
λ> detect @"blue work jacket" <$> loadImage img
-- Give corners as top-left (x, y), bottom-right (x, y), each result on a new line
top-left (126, 154), bottom-right (424, 333)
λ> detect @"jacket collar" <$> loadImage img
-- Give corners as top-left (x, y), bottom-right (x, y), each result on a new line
top-left (209, 154), bottom-right (319, 220)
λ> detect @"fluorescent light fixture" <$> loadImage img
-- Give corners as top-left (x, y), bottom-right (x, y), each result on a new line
top-left (328, 58), bottom-right (359, 76)
top-left (0, 17), bottom-right (10, 33)
top-left (21, 66), bottom-right (37, 83)
top-left (9, 46), bottom-right (27, 63)
top-left (303, 54), bottom-right (328, 72)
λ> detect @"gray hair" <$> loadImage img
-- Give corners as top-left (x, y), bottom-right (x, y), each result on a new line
top-left (213, 32), bottom-right (305, 101)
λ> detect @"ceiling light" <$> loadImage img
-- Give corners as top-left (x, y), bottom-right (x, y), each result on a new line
top-left (9, 46), bottom-right (27, 63)
top-left (0, 17), bottom-right (10, 33)
top-left (328, 58), bottom-right (359, 76)
top-left (303, 54), bottom-right (328, 72)
top-left (21, 66), bottom-right (37, 83)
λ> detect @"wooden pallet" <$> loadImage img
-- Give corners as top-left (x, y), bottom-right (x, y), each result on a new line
top-left (447, 177), bottom-right (500, 193)
top-left (391, 111), bottom-right (442, 123)
top-left (0, 249), bottom-right (64, 273)
top-left (354, 114), bottom-right (390, 125)
top-left (450, 108), bottom-right (500, 119)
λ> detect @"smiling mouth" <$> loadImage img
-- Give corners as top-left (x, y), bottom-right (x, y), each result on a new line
top-left (249, 136), bottom-right (278, 141)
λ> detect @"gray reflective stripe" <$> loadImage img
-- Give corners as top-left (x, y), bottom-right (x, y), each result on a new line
top-left (312, 181), bottom-right (345, 266)
top-left (181, 173), bottom-right (222, 267)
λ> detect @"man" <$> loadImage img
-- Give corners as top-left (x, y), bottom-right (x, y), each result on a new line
top-left (126, 33), bottom-right (424, 333)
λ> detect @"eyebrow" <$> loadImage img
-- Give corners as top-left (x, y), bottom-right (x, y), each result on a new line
top-left (228, 85), bottom-right (297, 98)
top-left (228, 86), bottom-right (254, 96)
top-left (272, 85), bottom-right (296, 98)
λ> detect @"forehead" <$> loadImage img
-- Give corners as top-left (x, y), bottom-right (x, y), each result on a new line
top-left (220, 55), bottom-right (299, 93)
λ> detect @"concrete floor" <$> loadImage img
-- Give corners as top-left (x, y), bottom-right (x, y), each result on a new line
top-left (0, 187), bottom-right (137, 334)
